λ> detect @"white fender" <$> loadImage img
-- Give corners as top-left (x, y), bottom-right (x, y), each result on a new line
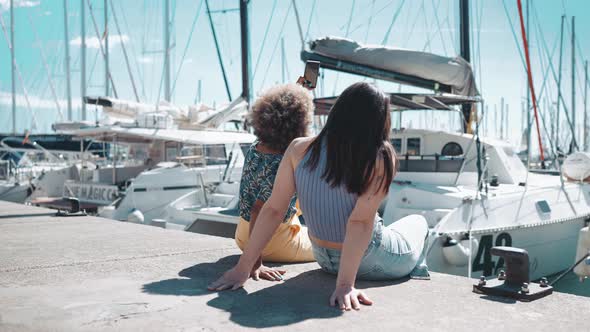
top-left (573, 227), bottom-right (590, 280)
top-left (442, 237), bottom-right (479, 267)
top-left (127, 208), bottom-right (145, 224)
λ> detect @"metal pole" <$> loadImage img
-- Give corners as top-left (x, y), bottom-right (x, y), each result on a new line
top-left (240, 0), bottom-right (251, 104)
top-left (205, 0), bottom-right (232, 101)
top-left (164, 0), bottom-right (171, 102)
top-left (556, 15), bottom-right (565, 152)
top-left (196, 79), bottom-right (202, 104)
top-left (10, 0), bottom-right (16, 134)
top-left (526, 0), bottom-right (531, 161)
top-left (459, 0), bottom-right (471, 133)
top-left (506, 104), bottom-right (510, 141)
top-left (104, 0), bottom-right (109, 96)
top-left (571, 16), bottom-right (576, 148)
top-left (281, 37), bottom-right (285, 84)
top-left (494, 104), bottom-right (498, 138)
top-left (63, 0), bottom-right (72, 121)
top-left (81, 0), bottom-right (87, 120)
top-left (584, 61), bottom-right (588, 151)
top-left (501, 97), bottom-right (505, 139)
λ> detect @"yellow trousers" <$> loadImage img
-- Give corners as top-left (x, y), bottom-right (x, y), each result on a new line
top-left (235, 215), bottom-right (315, 263)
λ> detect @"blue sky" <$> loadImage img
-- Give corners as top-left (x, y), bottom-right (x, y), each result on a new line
top-left (0, 0), bottom-right (589, 152)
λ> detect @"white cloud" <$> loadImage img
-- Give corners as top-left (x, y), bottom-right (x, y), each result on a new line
top-left (0, 91), bottom-right (82, 111)
top-left (137, 55), bottom-right (154, 64)
top-left (70, 34), bottom-right (129, 50)
top-left (0, 0), bottom-right (40, 12)
top-left (184, 58), bottom-right (194, 64)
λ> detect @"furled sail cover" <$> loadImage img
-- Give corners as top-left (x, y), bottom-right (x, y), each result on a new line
top-left (310, 36), bottom-right (479, 97)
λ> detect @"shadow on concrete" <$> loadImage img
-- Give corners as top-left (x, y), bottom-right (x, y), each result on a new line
top-left (142, 255), bottom-right (241, 297)
top-left (185, 220), bottom-right (237, 239)
top-left (0, 212), bottom-right (57, 219)
top-left (142, 255), bottom-right (342, 327)
top-left (143, 255), bottom-right (413, 328)
top-left (478, 295), bottom-right (517, 304)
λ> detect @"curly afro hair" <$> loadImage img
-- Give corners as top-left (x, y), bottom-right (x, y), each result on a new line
top-left (250, 84), bottom-right (313, 152)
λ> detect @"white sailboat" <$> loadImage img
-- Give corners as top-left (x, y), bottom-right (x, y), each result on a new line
top-left (302, 35), bottom-right (590, 281)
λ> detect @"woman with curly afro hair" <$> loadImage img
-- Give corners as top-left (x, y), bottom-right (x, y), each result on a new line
top-left (235, 83), bottom-right (315, 282)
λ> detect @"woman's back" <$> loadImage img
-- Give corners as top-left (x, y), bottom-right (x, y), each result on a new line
top-left (295, 139), bottom-right (368, 243)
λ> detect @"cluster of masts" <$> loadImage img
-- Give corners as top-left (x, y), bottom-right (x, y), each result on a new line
top-left (4, 0), bottom-right (176, 134)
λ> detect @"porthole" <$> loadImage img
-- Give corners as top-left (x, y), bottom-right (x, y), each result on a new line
top-left (441, 142), bottom-right (463, 156)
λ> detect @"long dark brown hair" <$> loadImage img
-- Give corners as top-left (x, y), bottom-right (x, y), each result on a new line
top-left (304, 82), bottom-right (395, 195)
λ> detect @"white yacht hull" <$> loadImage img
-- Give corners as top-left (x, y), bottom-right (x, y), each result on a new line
top-left (384, 177), bottom-right (590, 280)
top-left (0, 182), bottom-right (31, 203)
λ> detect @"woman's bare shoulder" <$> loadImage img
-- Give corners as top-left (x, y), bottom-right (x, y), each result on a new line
top-left (286, 136), bottom-right (316, 166)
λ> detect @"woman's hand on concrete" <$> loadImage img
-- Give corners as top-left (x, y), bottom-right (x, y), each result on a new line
top-left (208, 267), bottom-right (250, 291)
top-left (330, 284), bottom-right (373, 310)
top-left (251, 264), bottom-right (286, 281)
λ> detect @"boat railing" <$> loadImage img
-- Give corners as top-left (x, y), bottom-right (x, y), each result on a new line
top-left (398, 154), bottom-right (464, 173)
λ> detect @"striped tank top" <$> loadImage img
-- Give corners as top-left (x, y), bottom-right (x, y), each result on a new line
top-left (295, 141), bottom-right (362, 243)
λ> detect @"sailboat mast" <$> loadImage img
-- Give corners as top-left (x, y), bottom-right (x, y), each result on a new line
top-left (525, 0), bottom-right (530, 160)
top-left (556, 15), bottom-right (565, 152)
top-left (10, 0), bottom-right (16, 134)
top-left (459, 0), bottom-right (470, 133)
top-left (63, 0), bottom-right (72, 121)
top-left (104, 0), bottom-right (109, 96)
top-left (240, 0), bottom-right (252, 104)
top-left (205, 0), bottom-right (232, 101)
top-left (571, 16), bottom-right (576, 147)
top-left (164, 0), bottom-right (171, 102)
top-left (501, 97), bottom-right (505, 139)
top-left (81, 0), bottom-right (87, 120)
top-left (584, 61), bottom-right (588, 151)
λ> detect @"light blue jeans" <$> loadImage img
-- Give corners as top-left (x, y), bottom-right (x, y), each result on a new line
top-left (312, 215), bottom-right (430, 281)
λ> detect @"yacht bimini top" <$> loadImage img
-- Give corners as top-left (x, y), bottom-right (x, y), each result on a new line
top-left (68, 126), bottom-right (255, 145)
top-left (301, 36), bottom-right (479, 97)
top-left (314, 93), bottom-right (480, 115)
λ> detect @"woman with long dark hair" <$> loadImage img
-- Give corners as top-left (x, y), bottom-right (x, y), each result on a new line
top-left (209, 82), bottom-right (429, 310)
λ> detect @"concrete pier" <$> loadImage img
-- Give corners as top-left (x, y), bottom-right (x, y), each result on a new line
top-left (0, 201), bottom-right (588, 331)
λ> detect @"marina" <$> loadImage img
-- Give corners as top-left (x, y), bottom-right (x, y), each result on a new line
top-left (1, 201), bottom-right (589, 331)
top-left (1, 0), bottom-right (590, 330)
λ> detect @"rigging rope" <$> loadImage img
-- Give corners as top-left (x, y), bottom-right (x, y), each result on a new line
top-left (110, 0), bottom-right (141, 102)
top-left (171, 0), bottom-right (204, 96)
top-left (430, 0), bottom-right (447, 55)
top-left (26, 13), bottom-right (64, 121)
top-left (259, 2), bottom-right (293, 90)
top-left (303, 0), bottom-right (317, 42)
top-left (517, 0), bottom-right (545, 164)
top-left (382, 0), bottom-right (405, 45)
top-left (252, 0), bottom-right (278, 80)
top-left (332, 0), bottom-right (356, 95)
top-left (530, 3), bottom-right (578, 150)
top-left (85, 0), bottom-right (119, 98)
top-left (117, 0), bottom-right (147, 101)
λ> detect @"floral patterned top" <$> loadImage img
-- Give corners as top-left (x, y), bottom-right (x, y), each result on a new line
top-left (238, 142), bottom-right (297, 223)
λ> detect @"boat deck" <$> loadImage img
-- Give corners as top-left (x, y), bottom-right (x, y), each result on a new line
top-left (0, 201), bottom-right (588, 331)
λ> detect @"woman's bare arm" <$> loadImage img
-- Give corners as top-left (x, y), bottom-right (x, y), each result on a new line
top-left (331, 159), bottom-right (390, 310)
top-left (248, 199), bottom-right (286, 281)
top-left (208, 140), bottom-right (302, 291)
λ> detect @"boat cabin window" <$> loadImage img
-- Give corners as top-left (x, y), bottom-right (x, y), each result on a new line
top-left (406, 138), bottom-right (421, 156)
top-left (391, 138), bottom-right (402, 154)
top-left (204, 144), bottom-right (228, 166)
top-left (441, 142), bottom-right (463, 156)
top-left (239, 143), bottom-right (251, 157)
top-left (177, 144), bottom-right (228, 166)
